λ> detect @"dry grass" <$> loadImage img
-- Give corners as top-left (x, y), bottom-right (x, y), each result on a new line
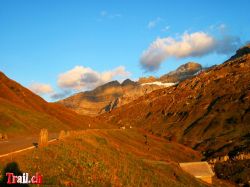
top-left (0, 128), bottom-right (208, 187)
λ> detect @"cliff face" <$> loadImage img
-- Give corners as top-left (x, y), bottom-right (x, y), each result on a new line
top-left (100, 45), bottom-right (250, 159)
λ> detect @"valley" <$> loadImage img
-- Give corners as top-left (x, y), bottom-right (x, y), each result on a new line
top-left (0, 45), bottom-right (249, 186)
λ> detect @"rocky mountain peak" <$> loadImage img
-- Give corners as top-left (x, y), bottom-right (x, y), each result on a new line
top-left (175, 62), bottom-right (202, 74)
top-left (93, 80), bottom-right (120, 92)
top-left (159, 62), bottom-right (202, 83)
top-left (236, 44), bottom-right (250, 55)
top-left (121, 79), bottom-right (138, 86)
top-left (228, 44), bottom-right (250, 61)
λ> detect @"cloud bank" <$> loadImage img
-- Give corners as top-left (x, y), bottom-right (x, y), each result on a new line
top-left (29, 83), bottom-right (54, 95)
top-left (57, 66), bottom-right (130, 91)
top-left (140, 31), bottom-right (241, 71)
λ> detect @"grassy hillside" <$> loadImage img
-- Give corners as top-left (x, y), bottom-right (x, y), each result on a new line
top-left (0, 129), bottom-right (210, 186)
top-left (0, 72), bottom-right (111, 137)
top-left (0, 98), bottom-right (69, 134)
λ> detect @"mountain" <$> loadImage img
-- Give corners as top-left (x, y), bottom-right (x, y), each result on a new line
top-left (100, 45), bottom-right (250, 159)
top-left (58, 62), bottom-right (203, 116)
top-left (0, 72), bottom-right (105, 137)
top-left (57, 79), bottom-right (165, 116)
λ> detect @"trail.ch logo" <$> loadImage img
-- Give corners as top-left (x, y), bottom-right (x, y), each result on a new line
top-left (5, 172), bottom-right (42, 185)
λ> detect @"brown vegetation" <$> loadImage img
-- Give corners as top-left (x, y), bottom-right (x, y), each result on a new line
top-left (0, 129), bottom-right (209, 186)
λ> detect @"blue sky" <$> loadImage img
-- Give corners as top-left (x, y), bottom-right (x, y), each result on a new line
top-left (0, 0), bottom-right (249, 101)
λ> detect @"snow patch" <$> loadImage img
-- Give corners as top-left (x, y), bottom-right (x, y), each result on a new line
top-left (141, 81), bottom-right (177, 87)
top-left (194, 70), bottom-right (202, 76)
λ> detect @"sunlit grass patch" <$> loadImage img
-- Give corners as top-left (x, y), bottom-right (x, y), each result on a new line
top-left (0, 129), bottom-right (206, 186)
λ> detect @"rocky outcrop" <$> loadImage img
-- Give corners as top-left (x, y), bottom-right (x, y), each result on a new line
top-left (209, 152), bottom-right (250, 164)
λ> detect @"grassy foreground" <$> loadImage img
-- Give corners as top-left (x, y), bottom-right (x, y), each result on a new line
top-left (0, 129), bottom-right (208, 187)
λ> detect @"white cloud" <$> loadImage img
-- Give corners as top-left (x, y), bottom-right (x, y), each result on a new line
top-left (140, 31), bottom-right (241, 71)
top-left (99, 10), bottom-right (122, 19)
top-left (29, 83), bottom-right (54, 95)
top-left (147, 17), bottom-right (162, 29)
top-left (57, 66), bottom-right (130, 91)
